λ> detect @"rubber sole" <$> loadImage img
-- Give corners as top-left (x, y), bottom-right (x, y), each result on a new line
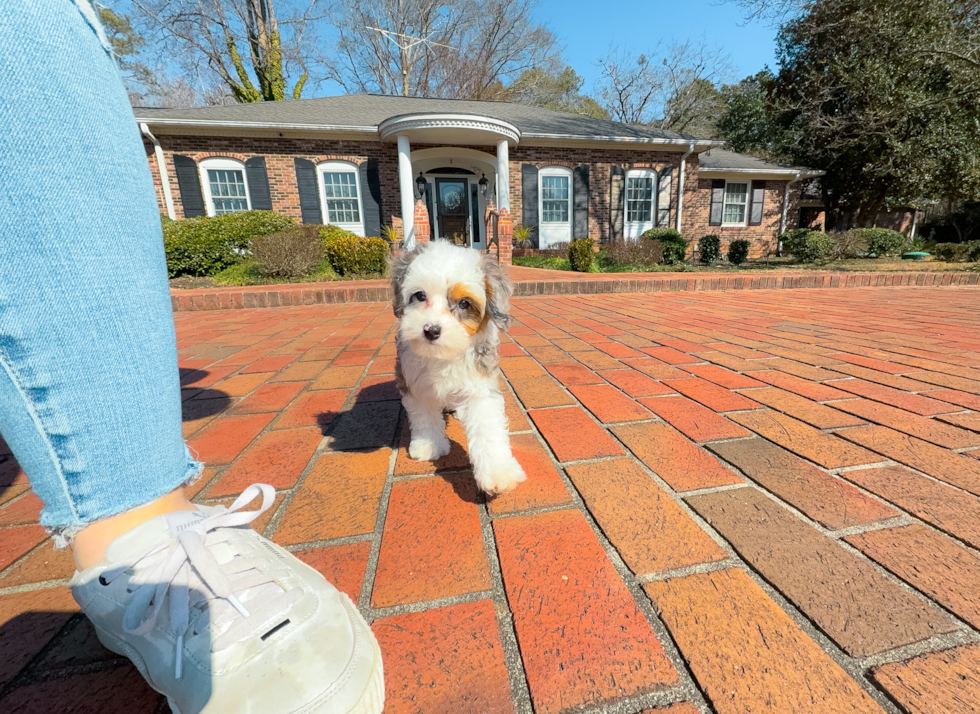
top-left (93, 620), bottom-right (384, 714)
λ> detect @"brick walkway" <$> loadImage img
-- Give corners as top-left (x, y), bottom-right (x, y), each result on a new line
top-left (3, 286), bottom-right (980, 713)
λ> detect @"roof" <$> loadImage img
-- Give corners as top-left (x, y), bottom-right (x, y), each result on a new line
top-left (133, 94), bottom-right (720, 147)
top-left (698, 148), bottom-right (822, 176)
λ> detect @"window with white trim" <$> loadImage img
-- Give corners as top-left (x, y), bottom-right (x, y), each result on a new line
top-left (541, 174), bottom-right (570, 222)
top-left (626, 174), bottom-right (654, 223)
top-left (199, 158), bottom-right (250, 216)
top-left (624, 169), bottom-right (657, 238)
top-left (723, 182), bottom-right (749, 225)
top-left (317, 161), bottom-right (364, 235)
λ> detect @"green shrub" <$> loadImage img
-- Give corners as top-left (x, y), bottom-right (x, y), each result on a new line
top-left (861, 228), bottom-right (909, 256)
top-left (728, 239), bottom-right (751, 266)
top-left (163, 210), bottom-right (294, 277)
top-left (698, 235), bottom-right (721, 264)
top-left (323, 235), bottom-right (389, 275)
top-left (641, 227), bottom-right (688, 264)
top-left (568, 238), bottom-right (595, 272)
top-left (319, 224), bottom-right (359, 244)
top-left (933, 241), bottom-right (980, 262)
top-left (782, 228), bottom-right (834, 263)
top-left (251, 226), bottom-right (324, 277)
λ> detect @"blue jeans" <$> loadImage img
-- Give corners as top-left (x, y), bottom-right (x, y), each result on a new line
top-left (0, 0), bottom-right (198, 538)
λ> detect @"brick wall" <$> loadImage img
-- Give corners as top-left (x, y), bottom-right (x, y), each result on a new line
top-left (143, 136), bottom-right (793, 256)
top-left (147, 136), bottom-right (401, 223)
top-left (686, 177), bottom-right (797, 258)
top-left (506, 147), bottom-right (690, 243)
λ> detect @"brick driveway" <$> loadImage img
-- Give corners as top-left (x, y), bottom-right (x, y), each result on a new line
top-left (2, 285), bottom-right (980, 713)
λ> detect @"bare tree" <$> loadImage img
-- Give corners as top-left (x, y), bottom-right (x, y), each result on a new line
top-left (131, 0), bottom-right (325, 102)
top-left (595, 40), bottom-right (733, 134)
top-left (326, 0), bottom-right (558, 98)
top-left (594, 49), bottom-right (661, 124)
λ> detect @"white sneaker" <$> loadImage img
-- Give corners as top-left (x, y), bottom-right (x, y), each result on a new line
top-left (70, 484), bottom-right (384, 714)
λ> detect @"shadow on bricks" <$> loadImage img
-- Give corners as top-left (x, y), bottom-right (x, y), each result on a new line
top-left (323, 387), bottom-right (401, 452)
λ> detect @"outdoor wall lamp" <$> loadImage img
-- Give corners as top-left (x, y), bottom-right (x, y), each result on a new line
top-left (478, 172), bottom-right (490, 199)
top-left (415, 171), bottom-right (426, 200)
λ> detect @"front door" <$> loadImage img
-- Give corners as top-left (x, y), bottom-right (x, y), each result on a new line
top-left (436, 178), bottom-right (470, 246)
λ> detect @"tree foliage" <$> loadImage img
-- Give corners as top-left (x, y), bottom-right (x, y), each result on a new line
top-left (716, 71), bottom-right (783, 155)
top-left (503, 66), bottom-right (609, 118)
top-left (131, 0), bottom-right (320, 102)
top-left (326, 0), bottom-right (558, 99)
top-left (767, 0), bottom-right (980, 223)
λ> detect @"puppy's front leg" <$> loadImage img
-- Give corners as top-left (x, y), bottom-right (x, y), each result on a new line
top-left (403, 393), bottom-right (451, 461)
top-left (456, 390), bottom-right (526, 495)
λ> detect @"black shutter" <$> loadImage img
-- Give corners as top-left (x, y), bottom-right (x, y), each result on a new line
top-left (245, 157), bottom-right (272, 211)
top-left (359, 159), bottom-right (382, 236)
top-left (610, 166), bottom-right (625, 242)
top-left (521, 164), bottom-right (539, 247)
top-left (572, 164), bottom-right (590, 239)
top-left (709, 179), bottom-right (725, 226)
top-left (749, 180), bottom-right (765, 225)
top-left (173, 154), bottom-right (205, 218)
top-left (294, 158), bottom-right (322, 224)
top-left (657, 167), bottom-right (673, 227)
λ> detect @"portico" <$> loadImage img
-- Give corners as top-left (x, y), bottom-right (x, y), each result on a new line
top-left (378, 113), bottom-right (519, 248)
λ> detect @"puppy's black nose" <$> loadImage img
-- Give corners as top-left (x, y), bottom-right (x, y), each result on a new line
top-left (423, 323), bottom-right (441, 341)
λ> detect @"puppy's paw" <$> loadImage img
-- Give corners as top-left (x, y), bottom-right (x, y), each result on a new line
top-left (475, 456), bottom-right (527, 496)
top-left (409, 436), bottom-right (451, 461)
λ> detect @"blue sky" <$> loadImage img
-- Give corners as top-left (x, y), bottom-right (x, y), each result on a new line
top-left (534, 0), bottom-right (779, 90)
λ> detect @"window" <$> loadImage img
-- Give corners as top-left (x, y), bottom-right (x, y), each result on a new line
top-left (317, 162), bottom-right (364, 234)
top-left (626, 176), bottom-right (653, 223)
top-left (199, 158), bottom-right (250, 216)
top-left (723, 182), bottom-right (749, 225)
top-left (541, 175), bottom-right (569, 223)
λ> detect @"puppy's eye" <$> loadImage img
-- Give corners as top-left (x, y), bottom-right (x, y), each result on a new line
top-left (458, 299), bottom-right (470, 310)
top-left (411, 291), bottom-right (425, 302)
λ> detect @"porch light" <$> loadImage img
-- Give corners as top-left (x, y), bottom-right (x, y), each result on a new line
top-left (478, 173), bottom-right (490, 199)
top-left (415, 172), bottom-right (426, 199)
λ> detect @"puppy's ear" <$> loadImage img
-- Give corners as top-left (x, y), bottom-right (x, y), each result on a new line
top-left (480, 255), bottom-right (513, 330)
top-left (388, 243), bottom-right (424, 318)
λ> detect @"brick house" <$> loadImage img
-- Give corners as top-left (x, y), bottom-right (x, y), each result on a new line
top-left (134, 94), bottom-right (821, 263)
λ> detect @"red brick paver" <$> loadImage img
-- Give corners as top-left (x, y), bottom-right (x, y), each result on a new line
top-left (6, 286), bottom-right (980, 713)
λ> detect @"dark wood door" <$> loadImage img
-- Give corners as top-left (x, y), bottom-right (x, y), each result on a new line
top-left (436, 179), bottom-right (469, 245)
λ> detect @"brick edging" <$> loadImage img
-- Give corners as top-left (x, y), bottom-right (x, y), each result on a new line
top-left (171, 271), bottom-right (979, 311)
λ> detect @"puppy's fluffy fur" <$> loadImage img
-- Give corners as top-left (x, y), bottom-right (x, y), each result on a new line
top-left (390, 242), bottom-right (526, 495)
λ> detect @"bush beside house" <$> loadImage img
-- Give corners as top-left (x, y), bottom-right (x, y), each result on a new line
top-left (164, 211), bottom-right (295, 277)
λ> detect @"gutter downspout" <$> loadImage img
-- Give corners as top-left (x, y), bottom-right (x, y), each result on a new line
top-left (675, 143), bottom-right (695, 234)
top-left (779, 171), bottom-right (802, 256)
top-left (140, 123), bottom-right (175, 220)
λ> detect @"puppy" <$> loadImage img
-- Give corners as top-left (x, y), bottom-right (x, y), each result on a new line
top-left (389, 242), bottom-right (526, 495)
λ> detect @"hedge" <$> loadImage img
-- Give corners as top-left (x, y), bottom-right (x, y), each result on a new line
top-left (164, 211), bottom-right (295, 277)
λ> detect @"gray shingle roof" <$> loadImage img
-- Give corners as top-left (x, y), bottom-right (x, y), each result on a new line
top-left (699, 148), bottom-right (822, 175)
top-left (133, 93), bottom-right (718, 145)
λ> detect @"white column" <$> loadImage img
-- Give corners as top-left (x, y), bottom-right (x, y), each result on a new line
top-left (397, 135), bottom-right (415, 247)
top-left (496, 139), bottom-right (510, 211)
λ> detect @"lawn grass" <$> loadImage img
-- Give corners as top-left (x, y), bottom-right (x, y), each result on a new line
top-left (514, 252), bottom-right (977, 274)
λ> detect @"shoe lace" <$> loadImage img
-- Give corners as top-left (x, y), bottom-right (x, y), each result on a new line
top-left (100, 484), bottom-right (300, 680)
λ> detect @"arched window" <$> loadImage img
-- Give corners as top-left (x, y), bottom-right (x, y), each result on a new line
top-left (538, 166), bottom-right (572, 247)
top-left (317, 161), bottom-right (365, 235)
top-left (624, 168), bottom-right (657, 238)
top-left (198, 157), bottom-right (250, 216)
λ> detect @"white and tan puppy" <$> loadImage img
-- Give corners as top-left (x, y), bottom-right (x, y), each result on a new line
top-left (390, 242), bottom-right (526, 495)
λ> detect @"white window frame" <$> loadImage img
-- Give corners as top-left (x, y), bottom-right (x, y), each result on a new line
top-left (317, 161), bottom-right (365, 236)
top-left (537, 166), bottom-right (572, 248)
top-left (199, 157), bottom-right (251, 217)
top-left (722, 181), bottom-right (750, 227)
top-left (624, 168), bottom-right (657, 239)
